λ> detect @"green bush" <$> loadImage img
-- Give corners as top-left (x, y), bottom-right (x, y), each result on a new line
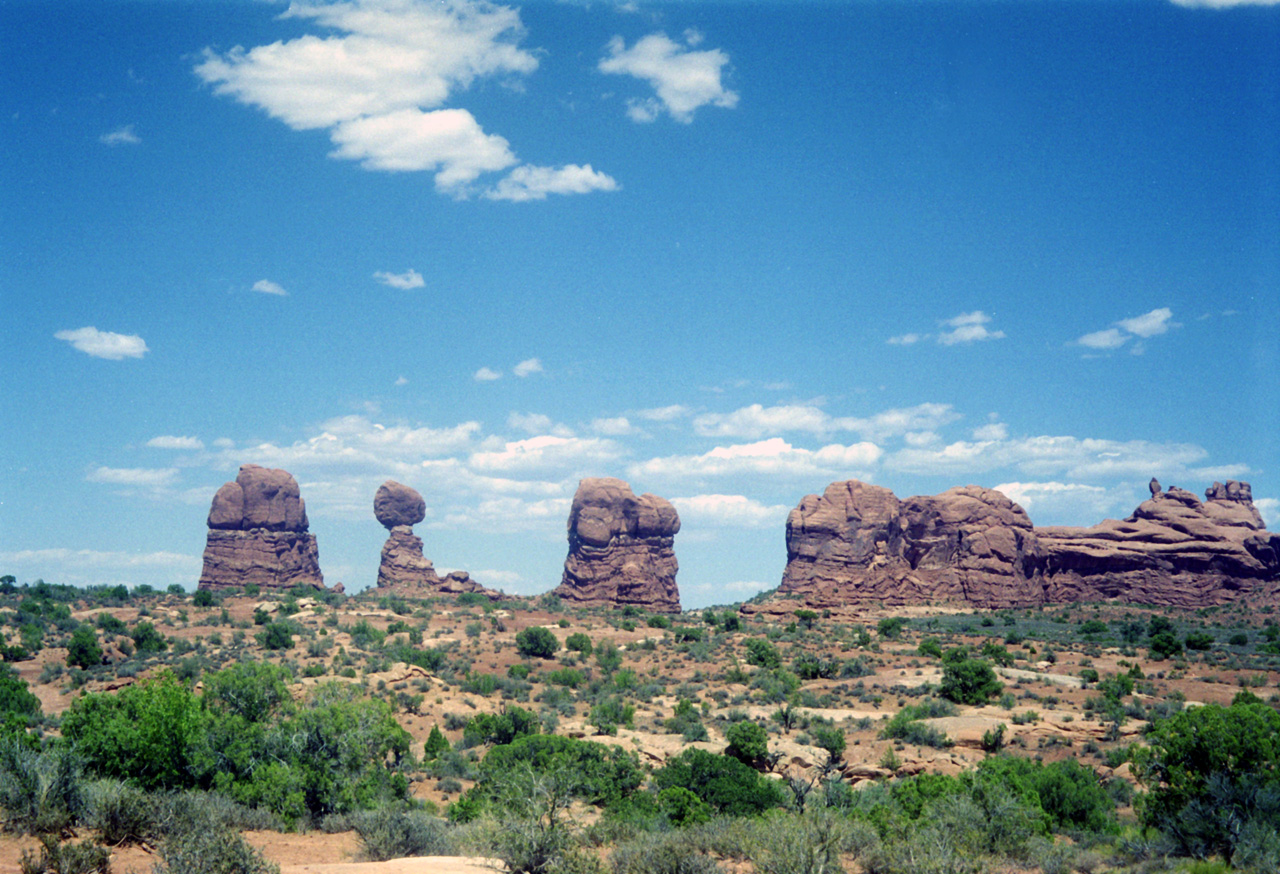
top-left (152, 826), bottom-right (280, 874)
top-left (64, 628), bottom-right (102, 671)
top-left (19, 833), bottom-right (111, 874)
top-left (516, 626), bottom-right (560, 659)
top-left (973, 755), bottom-right (1116, 834)
top-left (256, 622), bottom-right (293, 651)
top-left (590, 698), bottom-right (636, 735)
top-left (877, 617), bottom-right (906, 639)
top-left (744, 639), bottom-right (781, 670)
top-left (652, 748), bottom-right (785, 817)
top-left (939, 654), bottom-right (1002, 706)
top-left (565, 633), bottom-right (593, 655)
top-left (0, 738), bottom-right (86, 835)
top-left (82, 779), bottom-right (157, 846)
top-left (351, 805), bottom-right (455, 861)
top-left (131, 620), bottom-right (168, 653)
top-left (724, 721), bottom-right (769, 764)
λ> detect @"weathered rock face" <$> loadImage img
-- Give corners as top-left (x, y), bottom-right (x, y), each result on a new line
top-left (1038, 483), bottom-right (1280, 607)
top-left (780, 481), bottom-right (1044, 609)
top-left (776, 479), bottom-right (1280, 609)
top-left (554, 477), bottom-right (682, 612)
top-left (198, 465), bottom-right (324, 591)
top-left (372, 481), bottom-right (500, 600)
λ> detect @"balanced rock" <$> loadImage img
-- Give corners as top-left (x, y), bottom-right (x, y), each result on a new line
top-left (779, 480), bottom-right (1044, 609)
top-left (774, 478), bottom-right (1280, 610)
top-left (198, 464), bottom-right (324, 591)
top-left (373, 481), bottom-right (499, 599)
top-left (554, 477), bottom-right (682, 612)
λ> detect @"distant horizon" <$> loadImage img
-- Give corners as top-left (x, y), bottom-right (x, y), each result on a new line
top-left (4, 0), bottom-right (1277, 609)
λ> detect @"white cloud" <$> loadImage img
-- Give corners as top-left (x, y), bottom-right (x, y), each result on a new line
top-left (1076, 307), bottom-right (1177, 351)
top-left (1256, 498), bottom-right (1279, 528)
top-left (100, 125), bottom-right (140, 146)
top-left (469, 434), bottom-right (622, 473)
top-left (474, 367), bottom-right (502, 381)
top-left (195, 0), bottom-right (609, 201)
top-left (591, 416), bottom-right (635, 436)
top-left (374, 268), bottom-right (425, 289)
top-left (146, 435), bottom-right (205, 451)
top-left (670, 494), bottom-right (790, 528)
top-left (937, 310), bottom-right (1005, 346)
top-left (55, 327), bottom-right (148, 360)
top-left (231, 415), bottom-right (481, 471)
top-left (513, 357), bottom-right (543, 377)
top-left (636, 405), bottom-right (690, 421)
top-left (972, 422), bottom-right (1008, 441)
top-left (252, 279), bottom-right (289, 296)
top-left (1116, 307), bottom-right (1175, 338)
top-left (507, 412), bottom-right (572, 436)
top-left (0, 548), bottom-right (198, 570)
top-left (992, 481), bottom-right (1120, 523)
top-left (692, 402), bottom-right (960, 442)
top-left (630, 437), bottom-right (883, 480)
top-left (485, 164), bottom-right (619, 201)
top-left (394, 375), bottom-right (409, 386)
top-left (86, 466), bottom-right (179, 487)
top-left (887, 333), bottom-right (922, 346)
top-left (599, 31), bottom-right (738, 123)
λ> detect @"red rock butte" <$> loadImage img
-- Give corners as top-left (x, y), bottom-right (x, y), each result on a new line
top-left (554, 477), bottom-right (682, 613)
top-left (198, 464), bottom-right (324, 592)
top-left (773, 478), bottom-right (1280, 610)
top-left (373, 480), bottom-right (498, 600)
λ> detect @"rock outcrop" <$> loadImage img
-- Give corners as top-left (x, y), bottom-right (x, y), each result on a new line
top-left (373, 481), bottom-right (498, 599)
top-left (198, 465), bottom-right (324, 591)
top-left (780, 481), bottom-right (1045, 609)
top-left (554, 478), bottom-right (682, 612)
top-left (775, 479), bottom-right (1280, 609)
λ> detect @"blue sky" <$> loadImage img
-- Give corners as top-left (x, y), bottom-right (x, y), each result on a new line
top-left (3, 0), bottom-right (1278, 608)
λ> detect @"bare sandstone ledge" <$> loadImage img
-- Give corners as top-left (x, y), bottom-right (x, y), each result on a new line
top-left (766, 478), bottom-right (1280, 611)
top-left (554, 477), bottom-right (682, 613)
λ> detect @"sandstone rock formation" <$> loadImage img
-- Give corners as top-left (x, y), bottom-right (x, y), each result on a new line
top-left (554, 478), bottom-right (682, 612)
top-left (373, 480), bottom-right (498, 600)
top-left (774, 479), bottom-right (1280, 609)
top-left (198, 465), bottom-right (324, 591)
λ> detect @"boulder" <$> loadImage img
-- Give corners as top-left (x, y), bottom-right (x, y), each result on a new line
top-left (374, 480), bottom-right (426, 530)
top-left (198, 464), bottom-right (324, 591)
top-left (554, 477), bottom-right (682, 612)
top-left (774, 478), bottom-right (1280, 610)
top-left (376, 525), bottom-right (441, 591)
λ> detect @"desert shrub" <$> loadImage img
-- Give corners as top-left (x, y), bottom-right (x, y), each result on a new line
top-left (516, 627), bottom-right (560, 659)
top-left (917, 638), bottom-right (944, 659)
top-left (565, 633), bottom-right (593, 655)
top-left (664, 698), bottom-right (706, 742)
top-left (81, 779), bottom-right (156, 845)
top-left (724, 721), bottom-right (769, 764)
top-left (877, 617), bottom-right (906, 639)
top-left (792, 653), bottom-right (839, 680)
top-left (61, 671), bottom-right (202, 792)
top-left (472, 762), bottom-right (598, 874)
top-left (0, 663), bottom-right (41, 737)
top-left (589, 698), bottom-right (635, 735)
top-left (751, 808), bottom-right (862, 874)
top-left (351, 804), bottom-right (455, 861)
top-left (744, 638), bottom-right (781, 669)
top-left (65, 628), bottom-right (102, 670)
top-left (652, 748), bottom-right (785, 817)
top-left (810, 725), bottom-right (846, 763)
top-left (611, 828), bottom-right (722, 874)
top-left (256, 622), bottom-right (293, 651)
top-left (152, 826), bottom-right (280, 874)
top-left (595, 640), bottom-right (623, 674)
top-left (202, 662), bottom-right (292, 724)
top-left (423, 726), bottom-right (449, 761)
top-left (130, 620), bottom-right (168, 653)
top-left (973, 755), bottom-right (1116, 834)
top-left (1134, 697), bottom-right (1280, 862)
top-left (463, 705), bottom-right (540, 748)
top-left (1149, 631), bottom-right (1183, 659)
top-left (939, 653), bottom-right (1001, 706)
top-left (469, 734), bottom-right (643, 811)
top-left (1184, 631), bottom-right (1214, 651)
top-left (879, 711), bottom-right (951, 749)
top-left (193, 589), bottom-right (216, 608)
top-left (18, 833), bottom-right (110, 874)
top-left (0, 738), bottom-right (86, 835)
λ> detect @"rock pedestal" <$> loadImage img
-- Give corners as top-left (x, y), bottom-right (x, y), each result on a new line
top-left (373, 481), bottom-right (497, 599)
top-left (553, 477), bottom-right (682, 613)
top-left (198, 464), bottom-right (324, 591)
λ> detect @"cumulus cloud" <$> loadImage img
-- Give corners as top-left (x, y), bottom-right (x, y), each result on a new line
top-left (1076, 307), bottom-right (1177, 352)
top-left (100, 124), bottom-right (140, 146)
top-left (636, 405), bottom-right (690, 421)
top-left (485, 164), bottom-right (619, 201)
top-left (229, 415), bottom-right (481, 471)
top-left (195, 0), bottom-right (610, 200)
top-left (630, 437), bottom-right (883, 480)
top-left (146, 435), bottom-right (205, 450)
top-left (992, 481), bottom-right (1121, 523)
top-left (55, 327), bottom-right (148, 360)
top-left (887, 333), bottom-right (922, 346)
top-left (469, 434), bottom-right (622, 473)
top-left (513, 357), bottom-right (543, 377)
top-left (252, 279), bottom-right (289, 296)
top-left (1257, 498), bottom-right (1279, 527)
top-left (937, 311), bottom-right (1005, 345)
top-left (474, 367), bottom-right (502, 381)
top-left (0, 548), bottom-right (198, 570)
top-left (508, 412), bottom-right (572, 436)
top-left (591, 416), bottom-right (635, 436)
top-left (86, 466), bottom-right (179, 487)
top-left (374, 268), bottom-right (425, 289)
top-left (599, 31), bottom-right (738, 123)
top-left (670, 494), bottom-right (790, 528)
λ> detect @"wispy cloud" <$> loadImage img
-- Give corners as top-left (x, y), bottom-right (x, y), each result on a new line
top-left (55, 327), bottom-right (148, 360)
top-left (636, 405), bottom-right (690, 422)
top-left (513, 357), bottom-right (543, 377)
top-left (670, 493), bottom-right (790, 528)
top-left (252, 279), bottom-right (288, 296)
top-left (146, 435), bottom-right (205, 451)
top-left (888, 311), bottom-right (1005, 346)
top-left (86, 466), bottom-right (179, 488)
top-left (631, 437), bottom-right (883, 480)
top-left (469, 434), bottom-right (622, 473)
top-left (1077, 307), bottom-right (1176, 353)
top-left (100, 125), bottom-right (140, 146)
top-left (373, 268), bottom-right (425, 290)
top-left (599, 30), bottom-right (738, 123)
top-left (474, 367), bottom-right (503, 382)
top-left (692, 402), bottom-right (960, 441)
top-left (196, 0), bottom-right (610, 200)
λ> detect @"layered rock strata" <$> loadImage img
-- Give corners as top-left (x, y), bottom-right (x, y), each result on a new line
top-left (198, 464), bottom-right (324, 591)
top-left (373, 480), bottom-right (497, 599)
top-left (776, 479), bottom-right (1280, 609)
top-left (554, 477), bottom-right (682, 612)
